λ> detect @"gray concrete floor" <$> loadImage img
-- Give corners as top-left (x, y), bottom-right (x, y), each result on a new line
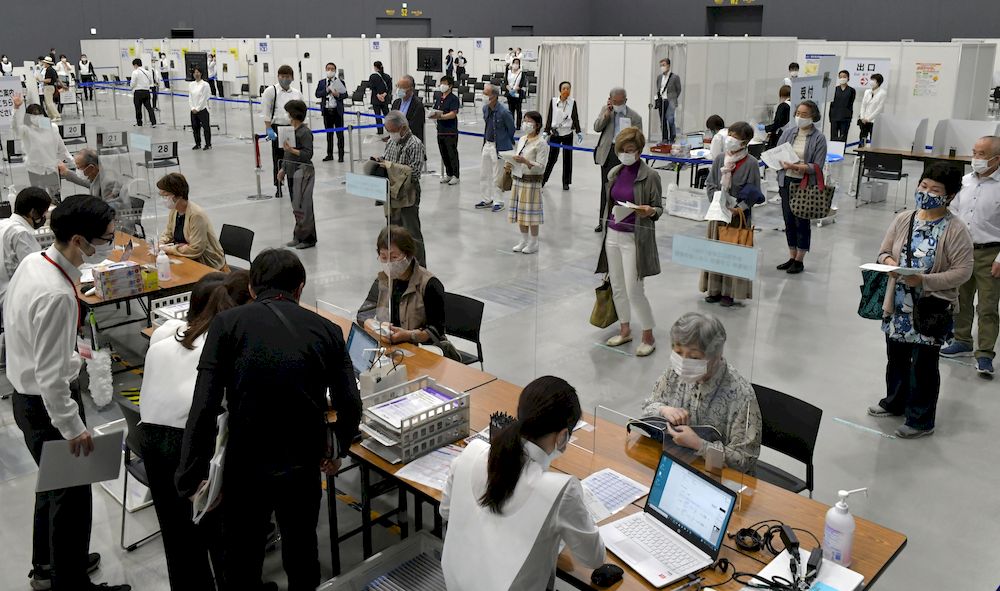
top-left (0, 89), bottom-right (997, 589)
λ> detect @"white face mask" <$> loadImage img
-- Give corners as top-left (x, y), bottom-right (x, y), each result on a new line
top-left (789, 71), bottom-right (799, 78)
top-left (670, 351), bottom-right (709, 383)
top-left (522, 122), bottom-right (535, 135)
top-left (439, 84), bottom-right (449, 94)
top-left (394, 88), bottom-right (406, 100)
top-left (618, 151), bottom-right (638, 166)
top-left (612, 103), bottom-right (626, 114)
top-left (162, 196), bottom-right (177, 210)
top-left (388, 131), bottom-right (402, 142)
top-left (326, 70), bottom-right (335, 79)
top-left (541, 431), bottom-right (570, 470)
top-left (839, 78), bottom-right (848, 85)
top-left (27, 114), bottom-right (48, 127)
top-left (795, 116), bottom-right (812, 129)
top-left (724, 136), bottom-right (744, 153)
top-left (972, 157), bottom-right (996, 175)
top-left (81, 239), bottom-right (114, 265)
top-left (661, 65), bottom-right (668, 73)
top-left (382, 257), bottom-right (411, 279)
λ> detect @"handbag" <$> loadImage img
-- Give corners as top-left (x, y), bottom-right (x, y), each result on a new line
top-left (903, 212), bottom-right (953, 339)
top-left (426, 326), bottom-right (463, 362)
top-left (590, 276), bottom-right (618, 328)
top-left (789, 163), bottom-right (836, 220)
top-left (858, 269), bottom-right (888, 320)
top-left (717, 208), bottom-right (754, 247)
top-left (497, 162), bottom-right (513, 192)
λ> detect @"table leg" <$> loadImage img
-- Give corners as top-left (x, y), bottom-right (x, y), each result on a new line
top-left (414, 498), bottom-right (424, 531)
top-left (326, 473), bottom-right (341, 576)
top-left (361, 464), bottom-right (373, 558)
top-left (855, 151), bottom-right (865, 201)
top-left (432, 511), bottom-right (443, 538)
top-left (675, 163), bottom-right (682, 185)
top-left (398, 488), bottom-right (409, 540)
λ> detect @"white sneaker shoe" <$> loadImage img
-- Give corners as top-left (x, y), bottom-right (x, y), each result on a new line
top-left (448, 177), bottom-right (460, 186)
top-left (512, 240), bottom-right (527, 252)
top-left (521, 239), bottom-right (538, 254)
top-left (606, 334), bottom-right (632, 347)
top-left (440, 175), bottom-right (452, 184)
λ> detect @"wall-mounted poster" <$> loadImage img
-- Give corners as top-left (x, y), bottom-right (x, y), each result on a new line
top-left (913, 63), bottom-right (942, 97)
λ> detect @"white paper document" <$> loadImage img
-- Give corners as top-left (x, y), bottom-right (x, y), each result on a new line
top-left (704, 191), bottom-right (733, 224)
top-left (367, 387), bottom-right (456, 430)
top-left (395, 444), bottom-right (463, 491)
top-left (191, 411), bottom-right (227, 524)
top-left (760, 142), bottom-right (800, 170)
top-left (277, 126), bottom-right (295, 148)
top-left (581, 468), bottom-right (650, 522)
top-left (36, 431), bottom-right (124, 493)
top-left (860, 263), bottom-right (925, 276)
top-left (498, 150), bottom-right (518, 163)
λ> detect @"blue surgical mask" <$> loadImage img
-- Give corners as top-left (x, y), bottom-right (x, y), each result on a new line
top-left (914, 191), bottom-right (946, 210)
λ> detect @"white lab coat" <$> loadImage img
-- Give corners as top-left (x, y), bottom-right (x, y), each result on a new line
top-left (440, 439), bottom-right (605, 591)
top-left (709, 128), bottom-right (729, 160)
top-left (859, 86), bottom-right (887, 122)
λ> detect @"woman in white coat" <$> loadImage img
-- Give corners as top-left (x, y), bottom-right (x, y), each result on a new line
top-left (440, 376), bottom-right (606, 591)
top-left (857, 73), bottom-right (886, 147)
top-left (10, 94), bottom-right (72, 201)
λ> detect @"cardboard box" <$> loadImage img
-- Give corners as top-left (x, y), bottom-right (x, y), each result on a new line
top-left (93, 261), bottom-right (145, 300)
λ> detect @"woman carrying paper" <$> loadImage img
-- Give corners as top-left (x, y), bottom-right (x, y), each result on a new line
top-left (701, 122), bottom-right (763, 307)
top-left (776, 100), bottom-right (828, 275)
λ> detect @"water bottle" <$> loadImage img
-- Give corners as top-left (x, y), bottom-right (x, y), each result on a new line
top-left (156, 250), bottom-right (171, 281)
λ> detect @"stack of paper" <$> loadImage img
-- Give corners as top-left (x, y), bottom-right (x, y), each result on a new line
top-left (760, 142), bottom-right (799, 170)
top-left (394, 444), bottom-right (463, 491)
top-left (581, 469), bottom-right (650, 522)
top-left (367, 387), bottom-right (456, 430)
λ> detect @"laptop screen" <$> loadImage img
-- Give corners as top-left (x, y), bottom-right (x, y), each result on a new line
top-left (347, 324), bottom-right (377, 377)
top-left (645, 451), bottom-right (737, 558)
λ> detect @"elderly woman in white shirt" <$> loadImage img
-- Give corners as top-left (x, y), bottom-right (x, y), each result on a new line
top-left (507, 110), bottom-right (549, 254)
top-left (440, 376), bottom-right (605, 591)
top-left (10, 94), bottom-right (72, 201)
top-left (138, 270), bottom-right (251, 591)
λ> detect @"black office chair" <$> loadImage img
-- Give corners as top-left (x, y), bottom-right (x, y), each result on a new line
top-left (457, 85), bottom-right (470, 96)
top-left (473, 81), bottom-right (485, 92)
top-left (461, 92), bottom-right (476, 108)
top-left (360, 80), bottom-right (370, 90)
top-left (747, 142), bottom-right (765, 160)
top-left (219, 224), bottom-right (254, 269)
top-left (990, 87), bottom-right (1000, 117)
top-left (752, 384), bottom-right (822, 498)
top-left (443, 293), bottom-right (485, 369)
top-left (861, 152), bottom-right (909, 211)
top-left (694, 168), bottom-right (709, 189)
top-left (115, 396), bottom-right (162, 552)
top-left (350, 88), bottom-right (365, 106)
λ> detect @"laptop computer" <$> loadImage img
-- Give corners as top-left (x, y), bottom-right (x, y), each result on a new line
top-left (346, 323), bottom-right (378, 379)
top-left (599, 449), bottom-right (737, 588)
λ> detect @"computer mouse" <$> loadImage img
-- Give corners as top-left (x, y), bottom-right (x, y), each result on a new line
top-left (590, 564), bottom-right (624, 587)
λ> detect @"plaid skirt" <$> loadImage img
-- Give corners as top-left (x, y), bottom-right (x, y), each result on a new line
top-left (508, 176), bottom-right (544, 225)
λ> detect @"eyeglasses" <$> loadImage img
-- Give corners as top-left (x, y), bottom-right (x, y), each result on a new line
top-left (92, 232), bottom-right (116, 245)
top-left (377, 253), bottom-right (407, 263)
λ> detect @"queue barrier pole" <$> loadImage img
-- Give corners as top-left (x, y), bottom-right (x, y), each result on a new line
top-left (169, 89), bottom-right (177, 130)
top-left (347, 125), bottom-right (356, 174)
top-left (247, 135), bottom-right (270, 201)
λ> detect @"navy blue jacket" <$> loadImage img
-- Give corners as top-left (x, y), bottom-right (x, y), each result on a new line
top-left (315, 77), bottom-right (346, 115)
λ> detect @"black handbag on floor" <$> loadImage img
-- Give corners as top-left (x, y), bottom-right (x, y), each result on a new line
top-left (904, 212), bottom-right (953, 339)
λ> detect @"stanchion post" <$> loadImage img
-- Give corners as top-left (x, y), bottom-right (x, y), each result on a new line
top-left (111, 82), bottom-right (118, 120)
top-left (221, 97), bottom-right (229, 136)
top-left (169, 89), bottom-right (177, 130)
top-left (347, 125), bottom-right (356, 174)
top-left (92, 83), bottom-right (100, 117)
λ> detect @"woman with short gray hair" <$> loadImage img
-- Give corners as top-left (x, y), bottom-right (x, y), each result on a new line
top-left (641, 312), bottom-right (762, 472)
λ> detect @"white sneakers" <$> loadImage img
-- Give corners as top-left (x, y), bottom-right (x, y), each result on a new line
top-left (440, 175), bottom-right (452, 184)
top-left (513, 237), bottom-right (538, 254)
top-left (448, 177), bottom-right (460, 185)
top-left (512, 238), bottom-right (527, 252)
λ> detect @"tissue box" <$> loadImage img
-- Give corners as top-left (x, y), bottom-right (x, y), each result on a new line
top-left (93, 261), bottom-right (145, 299)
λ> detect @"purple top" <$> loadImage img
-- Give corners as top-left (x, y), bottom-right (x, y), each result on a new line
top-left (607, 162), bottom-right (640, 232)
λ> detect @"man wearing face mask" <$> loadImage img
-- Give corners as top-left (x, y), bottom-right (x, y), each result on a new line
top-left (78, 54), bottom-right (95, 100)
top-left (6, 195), bottom-right (132, 591)
top-left (61, 148), bottom-right (132, 221)
top-left (783, 61), bottom-right (800, 87)
top-left (941, 136), bottom-right (1000, 377)
top-left (476, 83), bottom-right (515, 213)
top-left (260, 65), bottom-right (303, 199)
top-left (391, 75), bottom-right (425, 143)
top-left (430, 75), bottom-right (461, 185)
top-left (829, 70), bottom-right (856, 142)
top-left (11, 94), bottom-right (72, 202)
top-left (455, 51), bottom-right (467, 84)
top-left (0, 188), bottom-right (52, 310)
top-left (374, 110), bottom-right (427, 266)
top-left (593, 87), bottom-right (643, 233)
top-left (315, 62), bottom-right (347, 162)
top-left (641, 312), bottom-right (762, 473)
top-left (653, 58), bottom-right (682, 144)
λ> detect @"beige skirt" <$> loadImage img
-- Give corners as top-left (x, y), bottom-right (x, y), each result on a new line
top-left (698, 220), bottom-right (753, 301)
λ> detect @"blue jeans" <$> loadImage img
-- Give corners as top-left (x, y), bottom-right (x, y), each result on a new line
top-left (780, 176), bottom-right (811, 252)
top-left (659, 100), bottom-right (676, 143)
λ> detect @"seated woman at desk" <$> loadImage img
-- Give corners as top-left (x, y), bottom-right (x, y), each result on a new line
top-left (371, 225), bottom-right (446, 345)
top-left (138, 270), bottom-right (251, 591)
top-left (641, 312), bottom-right (762, 473)
top-left (156, 172), bottom-right (227, 270)
top-left (440, 376), bottom-right (606, 591)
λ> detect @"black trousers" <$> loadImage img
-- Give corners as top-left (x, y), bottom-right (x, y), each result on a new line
top-left (270, 124), bottom-right (285, 190)
top-left (438, 134), bottom-right (460, 179)
top-left (880, 336), bottom-right (941, 430)
top-left (456, 67), bottom-right (466, 83)
top-left (13, 386), bottom-right (93, 590)
top-left (599, 150), bottom-right (621, 224)
top-left (140, 424), bottom-right (223, 591)
top-left (322, 109), bottom-right (345, 158)
top-left (389, 183), bottom-right (425, 266)
top-left (208, 79), bottom-right (218, 97)
top-left (543, 132), bottom-right (574, 186)
top-left (191, 108), bottom-right (211, 147)
top-left (150, 85), bottom-right (158, 109)
top-left (507, 96), bottom-right (523, 128)
top-left (161, 72), bottom-right (170, 89)
top-left (858, 120), bottom-right (874, 146)
top-left (80, 75), bottom-right (94, 100)
top-left (831, 119), bottom-right (850, 142)
top-left (372, 102), bottom-right (389, 134)
top-left (222, 465), bottom-right (321, 591)
top-left (133, 89), bottom-right (155, 125)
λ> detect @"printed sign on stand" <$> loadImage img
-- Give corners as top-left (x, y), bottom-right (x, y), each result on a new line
top-left (0, 77), bottom-right (21, 130)
top-left (843, 57), bottom-right (891, 88)
top-left (790, 75), bottom-right (826, 111)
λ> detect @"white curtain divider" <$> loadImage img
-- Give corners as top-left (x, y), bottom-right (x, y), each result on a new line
top-left (537, 43), bottom-right (588, 138)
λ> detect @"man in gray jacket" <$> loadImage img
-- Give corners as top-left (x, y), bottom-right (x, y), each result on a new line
top-left (60, 148), bottom-right (135, 233)
top-left (655, 58), bottom-right (682, 144)
top-left (593, 87), bottom-right (643, 232)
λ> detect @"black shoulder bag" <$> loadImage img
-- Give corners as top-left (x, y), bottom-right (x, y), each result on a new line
top-left (904, 212), bottom-right (953, 340)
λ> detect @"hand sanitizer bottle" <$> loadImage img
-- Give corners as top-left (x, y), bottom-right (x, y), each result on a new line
top-left (823, 487), bottom-right (867, 566)
top-left (156, 250), bottom-right (171, 281)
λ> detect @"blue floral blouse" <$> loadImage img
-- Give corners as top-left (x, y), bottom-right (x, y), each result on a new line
top-left (882, 217), bottom-right (951, 345)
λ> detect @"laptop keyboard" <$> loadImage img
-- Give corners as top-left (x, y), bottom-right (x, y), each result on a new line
top-left (615, 518), bottom-right (697, 573)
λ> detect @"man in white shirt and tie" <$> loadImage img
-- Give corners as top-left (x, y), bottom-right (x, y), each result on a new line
top-left (6, 195), bottom-right (131, 591)
top-left (0, 187), bottom-right (51, 316)
top-left (188, 66), bottom-right (212, 150)
top-left (941, 136), bottom-right (1000, 377)
top-left (129, 58), bottom-right (156, 127)
top-left (260, 64), bottom-right (303, 198)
